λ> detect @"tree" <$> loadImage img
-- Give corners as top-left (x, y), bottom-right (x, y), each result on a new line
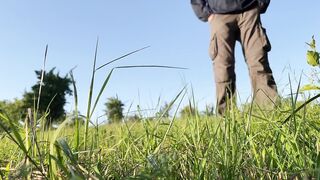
top-left (22, 68), bottom-right (72, 125)
top-left (156, 102), bottom-right (172, 118)
top-left (104, 97), bottom-right (124, 124)
top-left (180, 104), bottom-right (198, 118)
top-left (0, 99), bottom-right (24, 121)
top-left (0, 99), bottom-right (24, 130)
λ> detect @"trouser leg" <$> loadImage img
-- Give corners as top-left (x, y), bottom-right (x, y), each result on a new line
top-left (238, 7), bottom-right (278, 106)
top-left (209, 15), bottom-right (237, 115)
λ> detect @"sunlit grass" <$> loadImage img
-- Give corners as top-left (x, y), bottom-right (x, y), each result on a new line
top-left (1, 99), bottom-right (319, 179)
top-left (0, 42), bottom-right (319, 179)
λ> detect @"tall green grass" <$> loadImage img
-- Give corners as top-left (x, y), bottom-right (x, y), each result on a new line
top-left (0, 96), bottom-right (320, 179)
top-left (0, 43), bottom-right (319, 179)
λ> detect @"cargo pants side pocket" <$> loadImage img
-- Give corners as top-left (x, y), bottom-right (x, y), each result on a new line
top-left (209, 34), bottom-right (218, 60)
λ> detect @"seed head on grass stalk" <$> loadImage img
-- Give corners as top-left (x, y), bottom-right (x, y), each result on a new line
top-left (32, 45), bottom-right (49, 177)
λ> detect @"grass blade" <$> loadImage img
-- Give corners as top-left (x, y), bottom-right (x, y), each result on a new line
top-left (84, 38), bottom-right (99, 150)
top-left (282, 93), bottom-right (320, 125)
top-left (95, 46), bottom-right (150, 71)
top-left (36, 45), bottom-right (48, 114)
top-left (153, 86), bottom-right (187, 154)
top-left (70, 69), bottom-right (80, 158)
top-left (89, 69), bottom-right (114, 119)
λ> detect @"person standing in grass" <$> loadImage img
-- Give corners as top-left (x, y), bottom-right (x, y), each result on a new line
top-left (191, 0), bottom-right (278, 115)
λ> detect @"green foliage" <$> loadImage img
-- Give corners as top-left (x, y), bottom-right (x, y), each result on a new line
top-left (179, 104), bottom-right (198, 118)
top-left (0, 43), bottom-right (187, 179)
top-left (0, 99), bottom-right (24, 122)
top-left (300, 84), bottom-right (320, 91)
top-left (301, 36), bottom-right (320, 92)
top-left (3, 41), bottom-right (320, 179)
top-left (307, 50), bottom-right (320, 67)
top-left (1, 101), bottom-right (320, 179)
top-left (22, 68), bottom-right (72, 125)
top-left (104, 97), bottom-right (124, 124)
top-left (306, 36), bottom-right (320, 67)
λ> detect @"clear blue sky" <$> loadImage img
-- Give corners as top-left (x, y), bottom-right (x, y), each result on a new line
top-left (0, 1), bottom-right (320, 119)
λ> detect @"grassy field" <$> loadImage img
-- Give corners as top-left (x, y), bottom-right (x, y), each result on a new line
top-left (1, 41), bottom-right (320, 179)
top-left (0, 99), bottom-right (320, 179)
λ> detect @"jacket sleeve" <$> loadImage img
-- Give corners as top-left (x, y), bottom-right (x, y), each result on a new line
top-left (257, 0), bottom-right (270, 14)
top-left (191, 0), bottom-right (212, 22)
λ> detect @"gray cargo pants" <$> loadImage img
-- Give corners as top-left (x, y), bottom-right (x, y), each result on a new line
top-left (208, 6), bottom-right (278, 115)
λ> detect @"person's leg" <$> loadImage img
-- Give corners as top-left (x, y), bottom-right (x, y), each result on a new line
top-left (209, 14), bottom-right (238, 115)
top-left (238, 7), bottom-right (278, 106)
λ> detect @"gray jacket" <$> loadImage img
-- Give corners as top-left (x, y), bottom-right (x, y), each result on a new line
top-left (191, 0), bottom-right (270, 22)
